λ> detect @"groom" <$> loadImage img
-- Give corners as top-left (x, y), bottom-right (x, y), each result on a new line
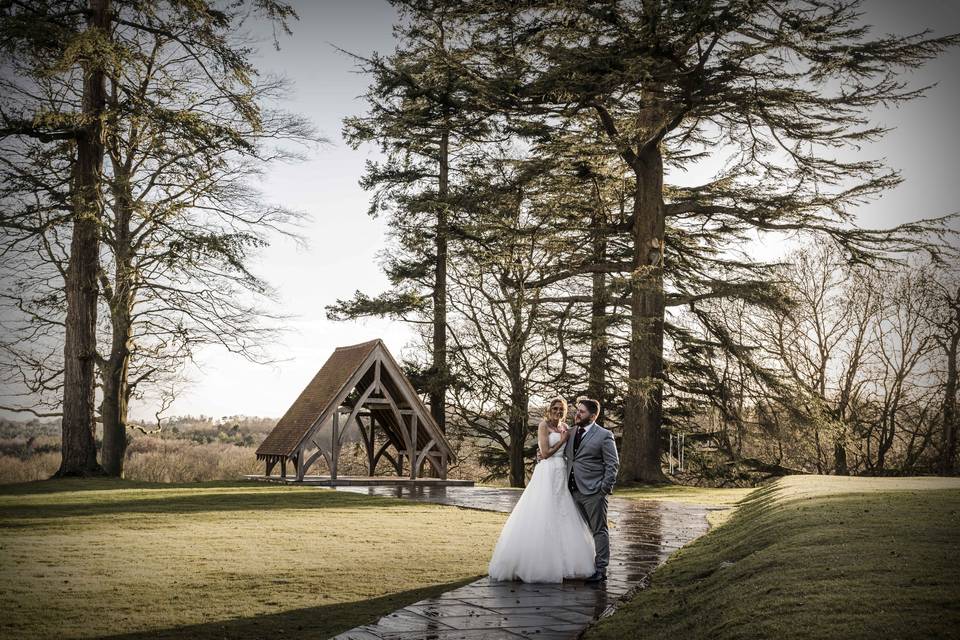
top-left (565, 397), bottom-right (619, 582)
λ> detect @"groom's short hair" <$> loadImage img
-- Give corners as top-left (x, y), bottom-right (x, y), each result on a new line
top-left (577, 397), bottom-right (600, 418)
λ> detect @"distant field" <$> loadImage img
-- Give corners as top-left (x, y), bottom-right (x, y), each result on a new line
top-left (0, 479), bottom-right (507, 639)
top-left (587, 475), bottom-right (960, 640)
top-left (0, 416), bottom-right (491, 484)
top-left (0, 416), bottom-right (275, 484)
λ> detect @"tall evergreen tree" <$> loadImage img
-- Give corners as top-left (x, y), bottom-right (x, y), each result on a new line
top-left (445, 146), bottom-right (576, 486)
top-left (0, 0), bottom-right (303, 476)
top-left (461, 0), bottom-right (959, 482)
top-left (933, 279), bottom-right (960, 474)
top-left (95, 16), bottom-right (314, 475)
top-left (329, 0), bottom-right (491, 432)
top-left (514, 122), bottom-right (636, 425)
top-left (1, 0), bottom-right (112, 475)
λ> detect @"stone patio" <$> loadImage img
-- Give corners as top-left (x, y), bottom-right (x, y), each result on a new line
top-left (331, 486), bottom-right (721, 640)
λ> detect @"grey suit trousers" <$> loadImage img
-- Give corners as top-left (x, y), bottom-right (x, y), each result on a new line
top-left (571, 488), bottom-right (609, 571)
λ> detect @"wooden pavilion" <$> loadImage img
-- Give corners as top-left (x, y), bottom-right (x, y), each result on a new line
top-left (255, 339), bottom-right (456, 483)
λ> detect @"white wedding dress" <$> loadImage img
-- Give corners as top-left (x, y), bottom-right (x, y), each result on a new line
top-left (488, 431), bottom-right (596, 583)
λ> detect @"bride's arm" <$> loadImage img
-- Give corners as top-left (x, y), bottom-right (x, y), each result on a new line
top-left (537, 421), bottom-right (551, 459)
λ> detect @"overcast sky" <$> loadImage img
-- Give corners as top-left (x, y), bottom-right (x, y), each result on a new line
top-left (19, 0), bottom-right (960, 423)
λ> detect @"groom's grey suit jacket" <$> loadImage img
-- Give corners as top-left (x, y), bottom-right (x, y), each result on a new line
top-left (564, 422), bottom-right (620, 495)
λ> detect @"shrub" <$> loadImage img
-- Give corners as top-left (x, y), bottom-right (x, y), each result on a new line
top-left (0, 438), bottom-right (262, 484)
top-left (0, 453), bottom-right (60, 483)
top-left (123, 438), bottom-right (262, 482)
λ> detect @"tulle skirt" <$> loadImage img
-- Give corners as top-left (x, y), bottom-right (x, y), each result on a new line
top-left (488, 455), bottom-right (596, 583)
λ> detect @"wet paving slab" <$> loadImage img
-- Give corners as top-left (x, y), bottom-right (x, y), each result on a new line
top-left (335, 485), bottom-right (526, 513)
top-left (331, 486), bottom-right (722, 640)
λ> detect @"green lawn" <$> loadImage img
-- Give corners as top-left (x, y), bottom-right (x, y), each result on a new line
top-left (8, 475), bottom-right (954, 640)
top-left (0, 479), bottom-right (507, 640)
top-left (586, 475), bottom-right (960, 640)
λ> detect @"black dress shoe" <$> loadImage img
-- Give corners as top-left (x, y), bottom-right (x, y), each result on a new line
top-left (584, 570), bottom-right (607, 583)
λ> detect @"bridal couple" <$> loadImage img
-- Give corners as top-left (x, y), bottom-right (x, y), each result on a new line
top-left (488, 397), bottom-right (619, 583)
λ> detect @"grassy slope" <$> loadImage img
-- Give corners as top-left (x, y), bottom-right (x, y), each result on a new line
top-left (586, 476), bottom-right (960, 640)
top-left (0, 479), bottom-right (506, 640)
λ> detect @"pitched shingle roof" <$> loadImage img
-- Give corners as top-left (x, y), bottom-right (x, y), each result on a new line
top-left (256, 340), bottom-right (379, 458)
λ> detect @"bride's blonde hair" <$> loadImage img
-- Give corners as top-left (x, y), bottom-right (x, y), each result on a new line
top-left (543, 397), bottom-right (568, 423)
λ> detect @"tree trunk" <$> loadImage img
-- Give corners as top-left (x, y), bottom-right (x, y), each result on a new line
top-left (619, 147), bottom-right (668, 484)
top-left (99, 342), bottom-right (130, 476)
top-left (833, 440), bottom-right (849, 475)
top-left (587, 205), bottom-right (608, 424)
top-left (100, 251), bottom-right (133, 476)
top-left (431, 126), bottom-right (449, 433)
top-left (99, 121), bottom-right (136, 477)
top-left (55, 0), bottom-right (110, 478)
top-left (507, 385), bottom-right (529, 488)
top-left (940, 326), bottom-right (959, 474)
top-left (505, 331), bottom-right (529, 488)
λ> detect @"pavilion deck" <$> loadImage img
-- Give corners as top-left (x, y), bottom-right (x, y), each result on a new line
top-left (243, 475), bottom-right (474, 487)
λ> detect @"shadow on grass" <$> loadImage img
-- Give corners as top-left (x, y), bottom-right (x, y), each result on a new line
top-left (0, 479), bottom-right (411, 521)
top-left (97, 578), bottom-right (480, 640)
top-left (0, 478), bottom-right (251, 495)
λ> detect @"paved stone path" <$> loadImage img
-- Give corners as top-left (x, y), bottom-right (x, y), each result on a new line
top-left (331, 486), bottom-right (722, 640)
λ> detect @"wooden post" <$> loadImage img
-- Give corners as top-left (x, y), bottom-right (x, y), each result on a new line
top-left (295, 449), bottom-right (305, 481)
top-left (366, 414), bottom-right (377, 475)
top-left (280, 457), bottom-right (287, 479)
top-left (331, 411), bottom-right (339, 480)
top-left (409, 414), bottom-right (418, 480)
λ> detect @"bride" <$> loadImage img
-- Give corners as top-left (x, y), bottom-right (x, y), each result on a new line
top-left (488, 397), bottom-right (596, 583)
